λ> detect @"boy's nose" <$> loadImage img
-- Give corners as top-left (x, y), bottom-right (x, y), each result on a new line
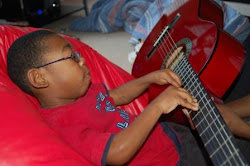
top-left (79, 57), bottom-right (85, 67)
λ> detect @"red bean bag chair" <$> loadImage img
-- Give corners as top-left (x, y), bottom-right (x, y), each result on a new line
top-left (0, 25), bottom-right (148, 166)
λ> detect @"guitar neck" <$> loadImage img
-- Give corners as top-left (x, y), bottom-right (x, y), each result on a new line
top-left (173, 56), bottom-right (248, 166)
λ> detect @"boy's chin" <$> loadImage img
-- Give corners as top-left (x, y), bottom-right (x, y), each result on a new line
top-left (79, 82), bottom-right (92, 97)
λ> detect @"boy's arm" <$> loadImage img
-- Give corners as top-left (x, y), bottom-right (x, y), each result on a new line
top-left (222, 95), bottom-right (250, 118)
top-left (217, 104), bottom-right (250, 139)
top-left (109, 69), bottom-right (181, 106)
top-left (106, 86), bottom-right (199, 165)
top-left (216, 95), bottom-right (250, 139)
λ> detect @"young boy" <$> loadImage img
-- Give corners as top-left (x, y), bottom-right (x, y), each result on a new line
top-left (7, 30), bottom-right (201, 166)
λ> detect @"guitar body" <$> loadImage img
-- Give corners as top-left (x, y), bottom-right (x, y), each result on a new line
top-left (132, 0), bottom-right (245, 101)
top-left (132, 0), bottom-right (249, 165)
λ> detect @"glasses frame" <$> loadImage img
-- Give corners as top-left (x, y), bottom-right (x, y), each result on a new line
top-left (35, 51), bottom-right (81, 68)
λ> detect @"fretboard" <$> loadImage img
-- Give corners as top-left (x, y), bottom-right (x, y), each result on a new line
top-left (172, 56), bottom-right (248, 166)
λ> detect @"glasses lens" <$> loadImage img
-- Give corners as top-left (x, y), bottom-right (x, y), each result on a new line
top-left (71, 51), bottom-right (81, 62)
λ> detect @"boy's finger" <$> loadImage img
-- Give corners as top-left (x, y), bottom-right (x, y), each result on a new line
top-left (168, 78), bottom-right (181, 87)
top-left (182, 109), bottom-right (196, 130)
top-left (179, 89), bottom-right (197, 104)
top-left (168, 70), bottom-right (182, 86)
top-left (179, 95), bottom-right (199, 111)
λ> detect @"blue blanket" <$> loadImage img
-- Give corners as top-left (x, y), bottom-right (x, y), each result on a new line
top-left (69, 0), bottom-right (154, 33)
top-left (130, 0), bottom-right (250, 44)
top-left (69, 0), bottom-right (250, 43)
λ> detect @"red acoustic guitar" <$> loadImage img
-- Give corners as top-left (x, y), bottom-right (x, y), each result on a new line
top-left (132, 0), bottom-right (248, 165)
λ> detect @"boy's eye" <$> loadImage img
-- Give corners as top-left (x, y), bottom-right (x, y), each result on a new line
top-left (71, 51), bottom-right (81, 62)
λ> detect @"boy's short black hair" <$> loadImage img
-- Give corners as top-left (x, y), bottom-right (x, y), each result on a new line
top-left (7, 30), bottom-right (57, 96)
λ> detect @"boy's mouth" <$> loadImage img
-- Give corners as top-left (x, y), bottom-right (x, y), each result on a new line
top-left (85, 73), bottom-right (91, 78)
top-left (85, 70), bottom-right (91, 78)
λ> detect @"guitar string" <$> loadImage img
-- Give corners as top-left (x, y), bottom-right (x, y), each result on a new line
top-left (154, 27), bottom-right (244, 165)
top-left (158, 29), bottom-right (173, 60)
top-left (168, 49), bottom-right (242, 165)
top-left (157, 39), bottom-right (228, 164)
top-left (171, 47), bottom-right (243, 165)
top-left (181, 66), bottom-right (234, 164)
top-left (170, 55), bottom-right (245, 165)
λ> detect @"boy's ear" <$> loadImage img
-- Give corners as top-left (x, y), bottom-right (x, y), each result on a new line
top-left (27, 68), bottom-right (49, 88)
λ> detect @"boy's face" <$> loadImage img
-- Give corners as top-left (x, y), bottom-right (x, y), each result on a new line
top-left (41, 34), bottom-right (91, 100)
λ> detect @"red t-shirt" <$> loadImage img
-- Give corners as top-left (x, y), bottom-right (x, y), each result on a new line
top-left (39, 83), bottom-right (181, 166)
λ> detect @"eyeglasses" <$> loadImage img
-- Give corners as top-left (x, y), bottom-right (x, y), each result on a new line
top-left (35, 51), bottom-right (81, 68)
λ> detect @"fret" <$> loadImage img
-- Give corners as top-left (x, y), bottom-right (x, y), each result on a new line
top-left (204, 125), bottom-right (232, 164)
top-left (217, 140), bottom-right (232, 160)
top-left (204, 109), bottom-right (213, 123)
top-left (174, 54), bottom-right (187, 70)
top-left (185, 77), bottom-right (198, 92)
top-left (179, 67), bottom-right (192, 84)
top-left (195, 116), bottom-right (207, 131)
top-left (199, 116), bottom-right (222, 137)
top-left (195, 111), bottom-right (219, 136)
top-left (172, 59), bottom-right (182, 73)
top-left (191, 110), bottom-right (202, 122)
top-left (203, 116), bottom-right (226, 145)
top-left (183, 73), bottom-right (196, 90)
top-left (226, 138), bottom-right (244, 164)
top-left (219, 130), bottom-right (237, 159)
top-left (188, 83), bottom-right (200, 99)
top-left (200, 125), bottom-right (215, 145)
top-left (207, 142), bottom-right (224, 165)
top-left (190, 92), bottom-right (206, 118)
top-left (186, 80), bottom-right (198, 92)
top-left (204, 123), bottom-right (227, 148)
top-left (219, 144), bottom-right (241, 166)
top-left (227, 150), bottom-right (246, 166)
top-left (184, 78), bottom-right (203, 95)
top-left (223, 156), bottom-right (237, 166)
top-left (197, 104), bottom-right (244, 165)
top-left (210, 135), bottom-right (232, 158)
top-left (194, 99), bottom-right (213, 122)
top-left (174, 61), bottom-right (188, 76)
top-left (190, 99), bottom-right (212, 122)
top-left (189, 82), bottom-right (204, 97)
top-left (197, 92), bottom-right (208, 105)
top-left (198, 98), bottom-right (211, 111)
top-left (211, 148), bottom-right (230, 166)
top-left (173, 56), bottom-right (186, 72)
top-left (182, 66), bottom-right (192, 80)
top-left (196, 115), bottom-right (213, 147)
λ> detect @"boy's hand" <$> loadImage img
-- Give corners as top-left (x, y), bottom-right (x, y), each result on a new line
top-left (216, 103), bottom-right (250, 139)
top-left (146, 69), bottom-right (181, 87)
top-left (150, 85), bottom-right (199, 115)
top-left (216, 104), bottom-right (237, 130)
top-left (182, 109), bottom-right (196, 130)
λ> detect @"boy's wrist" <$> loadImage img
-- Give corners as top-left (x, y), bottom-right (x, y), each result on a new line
top-left (139, 74), bottom-right (154, 88)
top-left (147, 101), bottom-right (164, 116)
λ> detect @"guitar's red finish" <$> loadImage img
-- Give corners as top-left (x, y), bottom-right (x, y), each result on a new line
top-left (199, 0), bottom-right (224, 28)
top-left (132, 0), bottom-right (245, 101)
